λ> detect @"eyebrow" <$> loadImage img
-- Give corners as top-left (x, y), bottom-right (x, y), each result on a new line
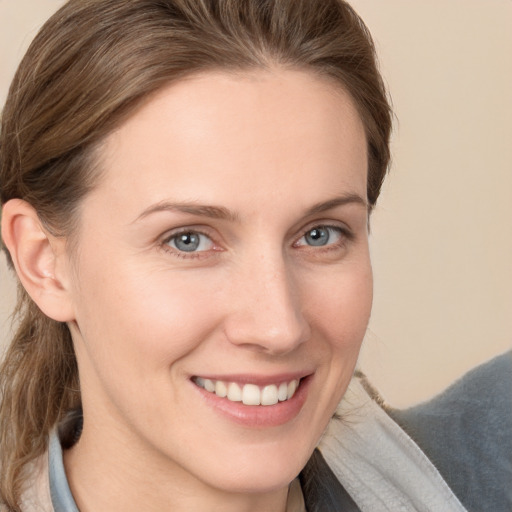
top-left (133, 193), bottom-right (367, 224)
top-left (304, 194), bottom-right (368, 216)
top-left (133, 201), bottom-right (239, 223)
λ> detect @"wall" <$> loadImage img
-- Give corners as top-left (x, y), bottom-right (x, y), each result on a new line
top-left (1, 0), bottom-right (511, 407)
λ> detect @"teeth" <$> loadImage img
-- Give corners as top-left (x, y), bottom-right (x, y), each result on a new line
top-left (287, 380), bottom-right (297, 398)
top-left (278, 382), bottom-right (288, 402)
top-left (204, 379), bottom-right (215, 393)
top-left (242, 384), bottom-right (261, 405)
top-left (195, 377), bottom-right (300, 406)
top-left (227, 382), bottom-right (242, 402)
top-left (215, 380), bottom-right (227, 398)
top-left (261, 385), bottom-right (279, 406)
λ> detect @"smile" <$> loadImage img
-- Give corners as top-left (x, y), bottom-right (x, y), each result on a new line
top-left (193, 377), bottom-right (300, 406)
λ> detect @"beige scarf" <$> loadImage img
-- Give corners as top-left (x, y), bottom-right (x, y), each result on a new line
top-left (318, 376), bottom-right (468, 512)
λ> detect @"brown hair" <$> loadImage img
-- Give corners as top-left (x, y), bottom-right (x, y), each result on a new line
top-left (0, 0), bottom-right (391, 507)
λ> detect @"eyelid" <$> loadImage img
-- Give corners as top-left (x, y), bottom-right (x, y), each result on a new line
top-left (294, 226), bottom-right (339, 248)
top-left (293, 220), bottom-right (353, 245)
top-left (160, 226), bottom-right (223, 258)
top-left (167, 231), bottom-right (213, 251)
top-left (161, 224), bottom-right (215, 243)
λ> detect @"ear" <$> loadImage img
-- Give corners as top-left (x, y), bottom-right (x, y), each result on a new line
top-left (1, 199), bottom-right (75, 322)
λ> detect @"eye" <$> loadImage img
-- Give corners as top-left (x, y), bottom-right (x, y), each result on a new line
top-left (165, 231), bottom-right (214, 253)
top-left (295, 226), bottom-right (345, 247)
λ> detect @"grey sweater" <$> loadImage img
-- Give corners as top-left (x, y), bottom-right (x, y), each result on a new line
top-left (391, 351), bottom-right (512, 512)
top-left (300, 351), bottom-right (512, 511)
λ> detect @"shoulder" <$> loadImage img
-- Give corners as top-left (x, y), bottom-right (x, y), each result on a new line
top-left (389, 351), bottom-right (512, 512)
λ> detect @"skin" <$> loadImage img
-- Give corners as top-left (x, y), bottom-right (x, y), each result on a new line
top-left (52, 69), bottom-right (371, 511)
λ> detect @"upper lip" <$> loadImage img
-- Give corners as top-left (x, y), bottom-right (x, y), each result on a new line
top-left (191, 372), bottom-right (313, 386)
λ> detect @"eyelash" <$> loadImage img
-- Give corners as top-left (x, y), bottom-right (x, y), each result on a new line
top-left (161, 229), bottom-right (218, 260)
top-left (294, 224), bottom-right (354, 252)
top-left (160, 223), bottom-right (354, 260)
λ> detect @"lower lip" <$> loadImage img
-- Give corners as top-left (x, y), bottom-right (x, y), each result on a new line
top-left (192, 376), bottom-right (312, 428)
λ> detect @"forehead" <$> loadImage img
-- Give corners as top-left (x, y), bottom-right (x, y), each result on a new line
top-left (90, 68), bottom-right (368, 218)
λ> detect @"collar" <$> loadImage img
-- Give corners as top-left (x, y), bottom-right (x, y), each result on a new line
top-left (48, 429), bottom-right (79, 512)
top-left (316, 375), bottom-right (469, 512)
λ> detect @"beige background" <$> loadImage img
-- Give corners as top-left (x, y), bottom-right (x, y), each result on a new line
top-left (1, 0), bottom-right (511, 407)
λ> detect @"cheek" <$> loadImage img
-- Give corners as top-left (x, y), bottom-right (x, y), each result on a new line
top-left (306, 261), bottom-right (373, 350)
top-left (70, 258), bottom-right (225, 390)
top-left (70, 268), bottom-right (227, 434)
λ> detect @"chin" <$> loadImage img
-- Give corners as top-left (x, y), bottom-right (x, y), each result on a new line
top-left (210, 463), bottom-right (303, 495)
top-left (198, 441), bottom-right (313, 494)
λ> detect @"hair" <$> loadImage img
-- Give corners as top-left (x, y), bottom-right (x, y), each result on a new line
top-left (0, 0), bottom-right (391, 507)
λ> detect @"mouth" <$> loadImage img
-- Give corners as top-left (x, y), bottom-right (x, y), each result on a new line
top-left (191, 373), bottom-right (312, 427)
top-left (192, 376), bottom-right (300, 406)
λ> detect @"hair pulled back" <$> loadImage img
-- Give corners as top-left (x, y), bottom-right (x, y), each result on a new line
top-left (0, 0), bottom-right (391, 507)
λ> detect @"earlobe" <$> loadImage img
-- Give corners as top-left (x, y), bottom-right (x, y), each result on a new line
top-left (1, 199), bottom-right (75, 322)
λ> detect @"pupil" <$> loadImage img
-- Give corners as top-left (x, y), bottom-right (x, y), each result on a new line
top-left (176, 233), bottom-right (199, 252)
top-left (306, 227), bottom-right (329, 246)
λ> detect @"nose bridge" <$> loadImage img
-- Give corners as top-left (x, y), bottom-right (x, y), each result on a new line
top-left (225, 248), bottom-right (310, 353)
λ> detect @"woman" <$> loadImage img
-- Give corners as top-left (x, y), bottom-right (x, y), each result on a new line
top-left (0, 1), bottom-right (509, 511)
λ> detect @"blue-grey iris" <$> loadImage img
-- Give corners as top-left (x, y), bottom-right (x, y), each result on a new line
top-left (174, 232), bottom-right (200, 252)
top-left (305, 227), bottom-right (329, 246)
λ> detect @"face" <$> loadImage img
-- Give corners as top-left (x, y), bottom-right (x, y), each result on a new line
top-left (65, 69), bottom-right (372, 496)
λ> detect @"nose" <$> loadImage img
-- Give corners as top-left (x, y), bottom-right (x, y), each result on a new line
top-left (223, 252), bottom-right (310, 355)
